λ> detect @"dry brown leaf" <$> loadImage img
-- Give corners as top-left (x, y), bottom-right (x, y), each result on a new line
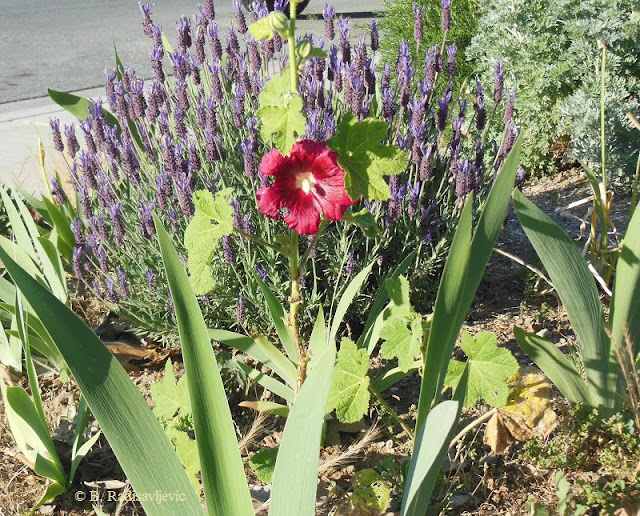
top-left (483, 412), bottom-right (514, 454)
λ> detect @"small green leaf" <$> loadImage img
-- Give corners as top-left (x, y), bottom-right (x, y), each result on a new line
top-left (327, 114), bottom-right (408, 201)
top-left (166, 427), bottom-right (201, 492)
top-left (444, 332), bottom-right (519, 408)
top-left (257, 73), bottom-right (306, 156)
top-left (184, 188), bottom-right (235, 295)
top-left (351, 469), bottom-right (391, 513)
top-left (249, 447), bottom-right (279, 483)
top-left (342, 208), bottom-right (380, 238)
top-left (379, 315), bottom-right (423, 372)
top-left (327, 339), bottom-right (371, 423)
top-left (150, 360), bottom-right (191, 422)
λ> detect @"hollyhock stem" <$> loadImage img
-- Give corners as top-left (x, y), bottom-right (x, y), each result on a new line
top-left (288, 0), bottom-right (298, 91)
top-left (288, 229), bottom-right (307, 389)
top-left (299, 219), bottom-right (328, 269)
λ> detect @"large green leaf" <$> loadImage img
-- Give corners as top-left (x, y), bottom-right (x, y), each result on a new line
top-left (610, 203), bottom-right (640, 356)
top-left (155, 216), bottom-right (253, 516)
top-left (326, 339), bottom-right (370, 423)
top-left (0, 247), bottom-right (204, 516)
top-left (514, 327), bottom-right (594, 406)
top-left (417, 197), bottom-right (472, 429)
top-left (417, 135), bottom-right (523, 430)
top-left (513, 188), bottom-right (612, 408)
top-left (401, 400), bottom-right (461, 516)
top-left (269, 342), bottom-right (337, 516)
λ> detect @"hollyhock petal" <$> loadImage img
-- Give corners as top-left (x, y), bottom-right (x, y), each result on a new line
top-left (256, 140), bottom-right (357, 234)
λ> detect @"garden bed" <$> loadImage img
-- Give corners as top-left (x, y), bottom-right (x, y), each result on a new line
top-left (2, 169), bottom-right (637, 515)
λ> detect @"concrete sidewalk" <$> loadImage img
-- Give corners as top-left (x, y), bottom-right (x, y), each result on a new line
top-left (0, 5), bottom-right (384, 197)
top-left (0, 87), bottom-right (105, 195)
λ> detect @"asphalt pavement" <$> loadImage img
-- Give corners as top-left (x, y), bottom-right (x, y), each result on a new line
top-left (0, 0), bottom-right (384, 194)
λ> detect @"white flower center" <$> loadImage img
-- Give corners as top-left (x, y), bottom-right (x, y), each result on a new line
top-left (296, 172), bottom-right (316, 194)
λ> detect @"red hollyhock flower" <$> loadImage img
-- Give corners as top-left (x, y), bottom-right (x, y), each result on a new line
top-left (256, 140), bottom-right (356, 235)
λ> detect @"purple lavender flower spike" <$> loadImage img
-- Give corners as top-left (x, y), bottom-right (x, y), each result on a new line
top-left (110, 203), bottom-right (125, 245)
top-left (138, 201), bottom-right (156, 238)
top-left (149, 45), bottom-right (166, 84)
top-left (256, 265), bottom-right (269, 281)
top-left (441, 0), bottom-right (451, 31)
top-left (94, 243), bottom-right (109, 274)
top-left (139, 2), bottom-right (153, 37)
top-left (151, 24), bottom-right (164, 50)
top-left (176, 17), bottom-right (192, 49)
top-left (145, 269), bottom-right (157, 292)
top-left (323, 3), bottom-right (336, 40)
top-left (187, 138), bottom-right (201, 173)
top-left (473, 82), bottom-right (486, 131)
top-left (203, 0), bottom-right (215, 22)
top-left (233, 0), bottom-right (248, 33)
top-left (64, 124), bottom-right (81, 159)
top-left (221, 235), bottom-right (234, 264)
top-left (447, 43), bottom-right (457, 78)
top-left (50, 178), bottom-right (66, 205)
top-left (408, 181), bottom-right (421, 218)
top-left (494, 60), bottom-right (504, 104)
top-left (129, 78), bottom-right (146, 120)
top-left (346, 251), bottom-right (356, 276)
top-left (455, 158), bottom-right (473, 198)
top-left (208, 62), bottom-right (223, 104)
top-left (207, 21), bottom-right (223, 61)
top-left (239, 140), bottom-right (256, 178)
top-left (236, 295), bottom-right (245, 326)
top-left (437, 88), bottom-right (452, 132)
top-left (247, 36), bottom-right (262, 71)
top-left (204, 130), bottom-right (222, 162)
top-left (71, 218), bottom-right (85, 245)
top-left (370, 20), bottom-right (379, 51)
top-left (413, 3), bottom-right (425, 42)
top-left (72, 246), bottom-right (86, 279)
top-left (91, 213), bottom-right (108, 241)
top-left (226, 23), bottom-right (241, 57)
top-left (117, 267), bottom-right (131, 298)
top-left (104, 69), bottom-right (117, 108)
top-left (194, 20), bottom-right (206, 64)
top-left (503, 88), bottom-right (517, 124)
top-left (338, 17), bottom-right (351, 64)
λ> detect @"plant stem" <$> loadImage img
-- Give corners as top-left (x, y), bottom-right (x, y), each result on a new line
top-left (369, 386), bottom-right (415, 441)
top-left (288, 230), bottom-right (306, 389)
top-left (600, 42), bottom-right (607, 193)
top-left (288, 0), bottom-right (298, 92)
top-left (234, 228), bottom-right (286, 255)
top-left (448, 407), bottom-right (497, 450)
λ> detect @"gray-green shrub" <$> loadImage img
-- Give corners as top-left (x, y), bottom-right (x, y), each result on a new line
top-left (467, 0), bottom-right (640, 181)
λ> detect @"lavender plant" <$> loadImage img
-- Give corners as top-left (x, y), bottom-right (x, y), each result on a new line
top-left (50, 0), bottom-right (515, 341)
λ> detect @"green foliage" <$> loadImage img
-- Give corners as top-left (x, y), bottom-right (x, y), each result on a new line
top-left (249, 447), bottom-right (279, 483)
top-left (326, 338), bottom-right (371, 423)
top-left (184, 188), bottom-right (235, 296)
top-left (525, 408), bottom-right (640, 513)
top-left (150, 360), bottom-right (200, 490)
top-left (379, 314), bottom-right (423, 372)
top-left (257, 73), bottom-right (306, 156)
top-left (327, 114), bottom-right (408, 201)
top-left (379, 0), bottom-right (479, 89)
top-left (350, 469), bottom-right (392, 513)
top-left (467, 0), bottom-right (640, 179)
top-left (444, 331), bottom-right (519, 408)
